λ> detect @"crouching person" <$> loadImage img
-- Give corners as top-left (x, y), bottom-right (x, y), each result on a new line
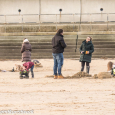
top-left (23, 62), bottom-right (34, 78)
top-left (52, 29), bottom-right (67, 79)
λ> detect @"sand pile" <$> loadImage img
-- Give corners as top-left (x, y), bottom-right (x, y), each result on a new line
top-left (46, 72), bottom-right (92, 79)
top-left (67, 71), bottom-right (92, 79)
top-left (92, 72), bottom-right (112, 79)
top-left (45, 75), bottom-right (54, 78)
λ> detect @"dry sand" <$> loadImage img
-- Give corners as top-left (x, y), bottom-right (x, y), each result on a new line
top-left (0, 59), bottom-right (115, 115)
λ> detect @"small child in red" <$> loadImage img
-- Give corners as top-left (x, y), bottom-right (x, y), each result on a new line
top-left (23, 62), bottom-right (34, 78)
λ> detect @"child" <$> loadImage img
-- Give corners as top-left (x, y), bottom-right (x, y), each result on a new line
top-left (20, 67), bottom-right (29, 79)
top-left (111, 63), bottom-right (115, 77)
top-left (23, 62), bottom-right (34, 78)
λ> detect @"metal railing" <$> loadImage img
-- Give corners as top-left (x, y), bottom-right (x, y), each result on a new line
top-left (0, 13), bottom-right (115, 23)
top-left (0, 13), bottom-right (115, 31)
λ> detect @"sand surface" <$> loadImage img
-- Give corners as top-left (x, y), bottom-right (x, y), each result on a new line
top-left (0, 59), bottom-right (115, 115)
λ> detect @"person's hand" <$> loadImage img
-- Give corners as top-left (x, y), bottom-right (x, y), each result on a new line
top-left (81, 51), bottom-right (84, 54)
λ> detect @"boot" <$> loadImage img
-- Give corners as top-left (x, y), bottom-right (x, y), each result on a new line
top-left (54, 75), bottom-right (58, 79)
top-left (86, 66), bottom-right (90, 74)
top-left (81, 66), bottom-right (84, 71)
top-left (58, 75), bottom-right (64, 79)
top-left (31, 71), bottom-right (34, 78)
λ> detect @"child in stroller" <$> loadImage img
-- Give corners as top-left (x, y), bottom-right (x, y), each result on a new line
top-left (20, 62), bottom-right (34, 79)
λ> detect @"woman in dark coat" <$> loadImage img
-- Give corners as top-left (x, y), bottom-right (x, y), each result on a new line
top-left (79, 36), bottom-right (94, 74)
top-left (21, 38), bottom-right (32, 62)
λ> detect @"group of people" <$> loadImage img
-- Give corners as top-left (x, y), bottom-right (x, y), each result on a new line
top-left (20, 29), bottom-right (94, 79)
top-left (52, 29), bottom-right (94, 79)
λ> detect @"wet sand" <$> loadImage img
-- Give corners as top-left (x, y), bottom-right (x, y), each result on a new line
top-left (0, 59), bottom-right (115, 115)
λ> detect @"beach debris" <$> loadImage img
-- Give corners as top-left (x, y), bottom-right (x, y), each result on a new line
top-left (33, 60), bottom-right (43, 67)
top-left (1, 70), bottom-right (7, 72)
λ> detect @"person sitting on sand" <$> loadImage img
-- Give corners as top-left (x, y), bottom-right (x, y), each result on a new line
top-left (111, 63), bottom-right (115, 77)
top-left (23, 62), bottom-right (34, 78)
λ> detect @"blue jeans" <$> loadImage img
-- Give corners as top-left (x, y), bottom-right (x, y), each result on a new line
top-left (31, 65), bottom-right (34, 73)
top-left (52, 53), bottom-right (64, 76)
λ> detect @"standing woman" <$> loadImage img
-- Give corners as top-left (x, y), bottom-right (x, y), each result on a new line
top-left (21, 38), bottom-right (32, 62)
top-left (52, 29), bottom-right (67, 79)
top-left (79, 36), bottom-right (94, 74)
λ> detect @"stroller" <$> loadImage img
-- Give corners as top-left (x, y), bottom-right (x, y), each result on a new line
top-left (19, 70), bottom-right (29, 79)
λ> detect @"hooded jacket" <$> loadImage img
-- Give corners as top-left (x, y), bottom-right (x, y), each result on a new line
top-left (79, 40), bottom-right (94, 63)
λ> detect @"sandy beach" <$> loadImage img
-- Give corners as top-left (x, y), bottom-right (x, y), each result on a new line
top-left (0, 59), bottom-right (115, 115)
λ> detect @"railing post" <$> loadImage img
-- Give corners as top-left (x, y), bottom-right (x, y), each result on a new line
top-left (5, 15), bottom-right (6, 33)
top-left (107, 13), bottom-right (108, 31)
top-left (39, 14), bottom-right (41, 23)
top-left (39, 0), bottom-right (41, 23)
top-left (79, 14), bottom-right (81, 31)
top-left (5, 15), bottom-right (6, 23)
top-left (22, 15), bottom-right (23, 33)
top-left (73, 14), bottom-right (74, 23)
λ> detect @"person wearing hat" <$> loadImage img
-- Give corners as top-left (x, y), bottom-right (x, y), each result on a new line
top-left (21, 38), bottom-right (32, 62)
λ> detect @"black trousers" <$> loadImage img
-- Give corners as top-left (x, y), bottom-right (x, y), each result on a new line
top-left (81, 61), bottom-right (90, 71)
top-left (81, 61), bottom-right (89, 67)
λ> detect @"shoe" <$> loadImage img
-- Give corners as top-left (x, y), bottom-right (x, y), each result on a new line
top-left (86, 66), bottom-right (90, 74)
top-left (54, 75), bottom-right (58, 79)
top-left (58, 75), bottom-right (64, 79)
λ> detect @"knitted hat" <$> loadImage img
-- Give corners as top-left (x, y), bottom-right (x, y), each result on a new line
top-left (24, 39), bottom-right (29, 43)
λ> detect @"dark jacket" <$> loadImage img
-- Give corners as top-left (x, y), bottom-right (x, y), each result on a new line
top-left (79, 40), bottom-right (94, 63)
top-left (21, 42), bottom-right (32, 62)
top-left (52, 33), bottom-right (66, 53)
